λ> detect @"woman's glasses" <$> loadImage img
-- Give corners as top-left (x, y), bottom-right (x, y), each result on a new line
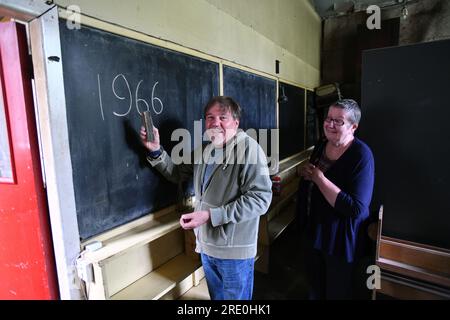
top-left (324, 117), bottom-right (345, 126)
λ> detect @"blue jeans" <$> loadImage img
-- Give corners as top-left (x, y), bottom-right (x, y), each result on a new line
top-left (201, 253), bottom-right (254, 300)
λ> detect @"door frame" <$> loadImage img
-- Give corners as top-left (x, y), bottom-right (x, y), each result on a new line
top-left (0, 1), bottom-right (82, 299)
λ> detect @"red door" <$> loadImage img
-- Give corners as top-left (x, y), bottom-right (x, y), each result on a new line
top-left (0, 22), bottom-right (58, 299)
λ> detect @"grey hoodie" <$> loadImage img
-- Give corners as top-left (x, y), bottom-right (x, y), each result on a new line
top-left (147, 131), bottom-right (272, 259)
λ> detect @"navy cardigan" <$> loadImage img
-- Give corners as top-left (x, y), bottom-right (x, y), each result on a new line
top-left (297, 137), bottom-right (375, 263)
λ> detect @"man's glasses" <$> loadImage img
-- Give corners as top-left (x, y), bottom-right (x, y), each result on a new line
top-left (324, 117), bottom-right (345, 126)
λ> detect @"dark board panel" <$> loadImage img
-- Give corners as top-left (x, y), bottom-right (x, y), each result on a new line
top-left (59, 21), bottom-right (219, 240)
top-left (222, 66), bottom-right (276, 131)
top-left (305, 90), bottom-right (319, 149)
top-left (360, 39), bottom-right (450, 249)
top-left (279, 82), bottom-right (305, 160)
top-left (222, 66), bottom-right (276, 164)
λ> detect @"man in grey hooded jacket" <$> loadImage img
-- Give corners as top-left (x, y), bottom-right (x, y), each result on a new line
top-left (140, 96), bottom-right (272, 300)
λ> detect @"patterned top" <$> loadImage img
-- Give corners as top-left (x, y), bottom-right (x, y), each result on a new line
top-left (306, 149), bottom-right (335, 217)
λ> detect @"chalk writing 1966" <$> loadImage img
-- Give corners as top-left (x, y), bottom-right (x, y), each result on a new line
top-left (97, 73), bottom-right (164, 120)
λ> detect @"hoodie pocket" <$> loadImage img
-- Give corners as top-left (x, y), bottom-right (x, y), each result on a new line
top-left (198, 201), bottom-right (228, 246)
top-left (201, 224), bottom-right (228, 246)
top-left (219, 226), bottom-right (227, 241)
top-left (223, 223), bottom-right (236, 246)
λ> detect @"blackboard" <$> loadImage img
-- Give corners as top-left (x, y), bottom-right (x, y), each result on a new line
top-left (305, 90), bottom-right (319, 149)
top-left (59, 21), bottom-right (219, 240)
top-left (359, 39), bottom-right (450, 249)
top-left (223, 66), bottom-right (276, 130)
top-left (278, 82), bottom-right (305, 160)
top-left (222, 66), bottom-right (276, 165)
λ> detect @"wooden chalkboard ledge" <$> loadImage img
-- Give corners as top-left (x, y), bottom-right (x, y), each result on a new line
top-left (111, 254), bottom-right (202, 300)
top-left (256, 150), bottom-right (310, 274)
top-left (266, 177), bottom-right (299, 223)
top-left (274, 149), bottom-right (312, 189)
top-left (257, 200), bottom-right (297, 274)
top-left (81, 205), bottom-right (178, 247)
top-left (83, 211), bottom-right (181, 264)
top-left (256, 200), bottom-right (297, 272)
top-left (77, 206), bottom-right (206, 300)
top-left (267, 201), bottom-right (296, 244)
top-left (277, 148), bottom-right (313, 175)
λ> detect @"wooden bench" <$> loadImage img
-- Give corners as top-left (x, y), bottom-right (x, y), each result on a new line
top-left (373, 205), bottom-right (450, 300)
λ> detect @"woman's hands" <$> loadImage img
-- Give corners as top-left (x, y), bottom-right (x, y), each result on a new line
top-left (300, 163), bottom-right (325, 185)
top-left (300, 162), bottom-right (340, 208)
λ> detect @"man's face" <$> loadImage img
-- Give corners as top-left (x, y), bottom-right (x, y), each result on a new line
top-left (205, 104), bottom-right (239, 146)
